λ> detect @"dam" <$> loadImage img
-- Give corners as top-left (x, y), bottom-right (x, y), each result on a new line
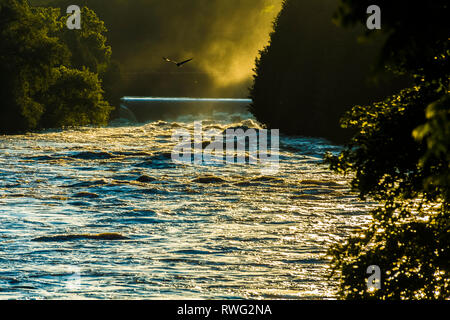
top-left (120, 97), bottom-right (253, 122)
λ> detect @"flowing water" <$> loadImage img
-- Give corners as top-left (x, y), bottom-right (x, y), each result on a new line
top-left (0, 109), bottom-right (373, 299)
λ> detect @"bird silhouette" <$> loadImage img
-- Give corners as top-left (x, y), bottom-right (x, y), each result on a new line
top-left (163, 57), bottom-right (193, 67)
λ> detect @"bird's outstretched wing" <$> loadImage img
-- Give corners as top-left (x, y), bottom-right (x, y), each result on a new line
top-left (176, 58), bottom-right (193, 67)
top-left (163, 57), bottom-right (177, 65)
top-left (163, 57), bottom-right (178, 66)
top-left (163, 57), bottom-right (193, 67)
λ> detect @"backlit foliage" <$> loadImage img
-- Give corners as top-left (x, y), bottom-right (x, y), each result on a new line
top-left (326, 0), bottom-right (449, 299)
top-left (0, 0), bottom-right (113, 133)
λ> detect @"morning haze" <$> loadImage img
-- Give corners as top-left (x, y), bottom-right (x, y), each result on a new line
top-left (32, 0), bottom-right (283, 97)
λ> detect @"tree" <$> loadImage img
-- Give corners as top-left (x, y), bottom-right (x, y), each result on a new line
top-left (326, 0), bottom-right (449, 299)
top-left (0, 0), bottom-right (113, 133)
top-left (413, 94), bottom-right (450, 203)
top-left (249, 0), bottom-right (407, 143)
top-left (0, 0), bottom-right (69, 132)
top-left (57, 5), bottom-right (122, 112)
top-left (333, 0), bottom-right (449, 81)
top-left (39, 66), bottom-right (112, 128)
top-left (59, 7), bottom-right (112, 74)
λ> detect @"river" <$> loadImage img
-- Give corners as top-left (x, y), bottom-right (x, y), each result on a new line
top-left (0, 108), bottom-right (373, 299)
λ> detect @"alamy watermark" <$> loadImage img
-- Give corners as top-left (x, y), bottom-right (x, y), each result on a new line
top-left (367, 265), bottom-right (381, 291)
top-left (367, 5), bottom-right (381, 30)
top-left (65, 266), bottom-right (81, 290)
top-left (65, 4), bottom-right (380, 31)
top-left (66, 5), bottom-right (81, 30)
top-left (171, 121), bottom-right (280, 175)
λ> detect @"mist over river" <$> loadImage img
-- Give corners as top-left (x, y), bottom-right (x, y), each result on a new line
top-left (0, 108), bottom-right (373, 299)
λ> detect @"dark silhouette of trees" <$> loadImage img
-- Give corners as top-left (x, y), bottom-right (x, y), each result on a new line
top-left (249, 0), bottom-right (408, 143)
top-left (58, 6), bottom-right (123, 110)
top-left (0, 0), bottom-right (113, 133)
top-left (39, 66), bottom-right (112, 128)
top-left (326, 0), bottom-right (449, 299)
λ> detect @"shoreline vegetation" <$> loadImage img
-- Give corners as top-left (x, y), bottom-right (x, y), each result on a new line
top-left (249, 0), bottom-right (411, 144)
top-left (251, 0), bottom-right (449, 299)
top-left (322, 1), bottom-right (449, 299)
top-left (0, 1), bottom-right (119, 134)
top-left (1, 0), bottom-right (449, 299)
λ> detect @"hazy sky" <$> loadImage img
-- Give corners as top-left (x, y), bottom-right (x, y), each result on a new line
top-left (117, 0), bottom-right (283, 97)
top-left (29, 1), bottom-right (402, 100)
top-left (29, 0), bottom-right (283, 97)
top-left (122, 0), bottom-right (284, 86)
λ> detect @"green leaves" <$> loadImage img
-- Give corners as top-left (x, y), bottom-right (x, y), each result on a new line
top-left (327, 0), bottom-right (449, 300)
top-left (327, 83), bottom-right (449, 299)
top-left (0, 0), bottom-right (113, 133)
top-left (413, 94), bottom-right (450, 203)
top-left (40, 66), bottom-right (112, 128)
top-left (59, 7), bottom-right (112, 74)
top-left (249, 0), bottom-right (403, 143)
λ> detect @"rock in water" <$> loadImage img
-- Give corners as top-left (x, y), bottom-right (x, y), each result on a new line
top-left (136, 175), bottom-right (157, 183)
top-left (251, 176), bottom-right (284, 183)
top-left (73, 192), bottom-right (100, 198)
top-left (192, 176), bottom-right (227, 184)
top-left (32, 233), bottom-right (130, 242)
top-left (70, 151), bottom-right (115, 160)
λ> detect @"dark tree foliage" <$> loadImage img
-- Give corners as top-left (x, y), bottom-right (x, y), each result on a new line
top-left (0, 0), bottom-right (113, 134)
top-left (57, 6), bottom-right (123, 109)
top-left (38, 0), bottom-right (283, 99)
top-left (0, 0), bottom-right (67, 132)
top-left (39, 66), bottom-right (112, 128)
top-left (413, 94), bottom-right (450, 203)
top-left (326, 0), bottom-right (449, 299)
top-left (334, 0), bottom-right (449, 82)
top-left (249, 0), bottom-right (408, 143)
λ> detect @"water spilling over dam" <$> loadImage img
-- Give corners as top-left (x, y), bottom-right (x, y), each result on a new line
top-left (120, 97), bottom-right (252, 123)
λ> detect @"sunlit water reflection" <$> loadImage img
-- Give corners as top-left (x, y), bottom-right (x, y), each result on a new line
top-left (0, 111), bottom-right (373, 299)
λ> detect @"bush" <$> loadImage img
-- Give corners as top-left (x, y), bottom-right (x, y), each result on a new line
top-left (325, 0), bottom-right (449, 299)
top-left (0, 0), bottom-right (113, 134)
top-left (326, 85), bottom-right (449, 299)
top-left (39, 66), bottom-right (112, 128)
top-left (249, 0), bottom-right (407, 143)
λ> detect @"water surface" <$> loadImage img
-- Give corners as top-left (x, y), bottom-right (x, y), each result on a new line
top-left (0, 111), bottom-right (373, 299)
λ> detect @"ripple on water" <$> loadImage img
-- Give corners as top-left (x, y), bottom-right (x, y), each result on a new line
top-left (32, 233), bottom-right (130, 242)
top-left (0, 118), bottom-right (372, 299)
top-left (69, 151), bottom-right (116, 160)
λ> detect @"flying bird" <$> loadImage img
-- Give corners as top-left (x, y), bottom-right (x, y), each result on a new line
top-left (163, 57), bottom-right (193, 67)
